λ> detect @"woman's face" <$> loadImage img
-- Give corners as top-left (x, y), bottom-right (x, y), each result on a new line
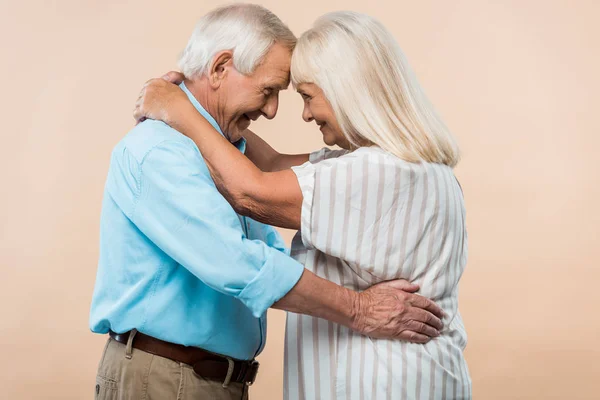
top-left (296, 83), bottom-right (351, 149)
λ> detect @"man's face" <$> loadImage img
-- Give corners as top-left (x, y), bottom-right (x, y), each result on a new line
top-left (215, 43), bottom-right (292, 143)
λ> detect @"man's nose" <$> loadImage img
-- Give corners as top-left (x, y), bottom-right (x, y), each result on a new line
top-left (261, 95), bottom-right (279, 120)
top-left (302, 104), bottom-right (314, 122)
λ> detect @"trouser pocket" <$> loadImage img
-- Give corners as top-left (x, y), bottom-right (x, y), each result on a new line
top-left (95, 375), bottom-right (118, 400)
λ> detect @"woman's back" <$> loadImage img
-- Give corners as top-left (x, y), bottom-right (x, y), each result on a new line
top-left (285, 146), bottom-right (471, 400)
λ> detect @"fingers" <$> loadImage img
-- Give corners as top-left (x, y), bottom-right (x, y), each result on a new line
top-left (405, 319), bottom-right (440, 338)
top-left (377, 279), bottom-right (419, 293)
top-left (142, 78), bottom-right (166, 91)
top-left (410, 308), bottom-right (443, 331)
top-left (407, 294), bottom-right (445, 319)
top-left (133, 96), bottom-right (143, 122)
top-left (133, 85), bottom-right (148, 123)
top-left (135, 94), bottom-right (142, 109)
top-left (398, 331), bottom-right (430, 344)
top-left (133, 106), bottom-right (145, 123)
top-left (142, 78), bottom-right (155, 88)
top-left (161, 71), bottom-right (185, 84)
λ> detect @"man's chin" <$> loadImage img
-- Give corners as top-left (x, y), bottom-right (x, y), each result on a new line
top-left (225, 122), bottom-right (248, 142)
top-left (226, 129), bottom-right (244, 144)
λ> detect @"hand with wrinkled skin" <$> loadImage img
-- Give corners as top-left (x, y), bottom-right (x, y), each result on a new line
top-left (133, 73), bottom-right (191, 126)
top-left (352, 279), bottom-right (444, 343)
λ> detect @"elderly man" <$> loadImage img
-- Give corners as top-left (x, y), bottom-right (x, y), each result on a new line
top-left (89, 4), bottom-right (443, 399)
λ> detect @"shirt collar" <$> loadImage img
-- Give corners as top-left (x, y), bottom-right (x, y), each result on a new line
top-left (179, 82), bottom-right (247, 153)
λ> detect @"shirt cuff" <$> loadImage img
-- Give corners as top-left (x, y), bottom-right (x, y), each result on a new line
top-left (237, 248), bottom-right (304, 318)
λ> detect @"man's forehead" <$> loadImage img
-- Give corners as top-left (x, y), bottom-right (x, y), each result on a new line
top-left (256, 44), bottom-right (292, 89)
top-left (261, 68), bottom-right (291, 89)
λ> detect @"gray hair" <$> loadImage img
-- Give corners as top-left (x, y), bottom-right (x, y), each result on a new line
top-left (178, 3), bottom-right (296, 78)
top-left (292, 11), bottom-right (460, 167)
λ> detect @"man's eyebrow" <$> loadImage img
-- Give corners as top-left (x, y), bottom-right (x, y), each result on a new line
top-left (266, 78), bottom-right (290, 91)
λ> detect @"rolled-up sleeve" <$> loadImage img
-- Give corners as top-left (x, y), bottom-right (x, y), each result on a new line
top-left (122, 140), bottom-right (304, 318)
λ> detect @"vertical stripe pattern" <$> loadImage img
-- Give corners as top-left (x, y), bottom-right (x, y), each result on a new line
top-left (286, 147), bottom-right (471, 399)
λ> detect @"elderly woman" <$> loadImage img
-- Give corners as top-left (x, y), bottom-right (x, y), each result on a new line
top-left (135, 11), bottom-right (471, 400)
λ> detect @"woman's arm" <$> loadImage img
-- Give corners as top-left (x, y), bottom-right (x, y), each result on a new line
top-left (135, 79), bottom-right (302, 229)
top-left (187, 112), bottom-right (303, 230)
top-left (152, 71), bottom-right (310, 172)
top-left (243, 129), bottom-right (309, 172)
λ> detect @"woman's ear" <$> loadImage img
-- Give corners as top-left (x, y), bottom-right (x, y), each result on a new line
top-left (208, 50), bottom-right (234, 89)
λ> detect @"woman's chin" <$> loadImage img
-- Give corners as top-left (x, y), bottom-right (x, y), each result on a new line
top-left (322, 133), bottom-right (336, 146)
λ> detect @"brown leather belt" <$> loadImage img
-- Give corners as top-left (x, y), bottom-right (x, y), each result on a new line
top-left (109, 330), bottom-right (259, 385)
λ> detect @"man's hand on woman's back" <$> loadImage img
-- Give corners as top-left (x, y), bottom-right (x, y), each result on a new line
top-left (353, 279), bottom-right (444, 343)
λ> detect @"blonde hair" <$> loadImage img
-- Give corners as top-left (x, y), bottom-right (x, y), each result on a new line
top-left (179, 3), bottom-right (296, 78)
top-left (291, 11), bottom-right (460, 167)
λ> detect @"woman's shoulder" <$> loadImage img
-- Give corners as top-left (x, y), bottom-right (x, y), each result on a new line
top-left (299, 145), bottom-right (454, 192)
top-left (329, 147), bottom-right (455, 194)
top-left (330, 146), bottom-right (429, 172)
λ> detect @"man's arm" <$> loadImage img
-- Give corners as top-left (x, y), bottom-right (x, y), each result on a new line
top-left (275, 269), bottom-right (444, 342)
top-left (243, 129), bottom-right (309, 172)
top-left (152, 71), bottom-right (308, 172)
top-left (119, 140), bottom-right (303, 318)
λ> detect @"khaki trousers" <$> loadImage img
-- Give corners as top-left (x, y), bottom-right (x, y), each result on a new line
top-left (95, 337), bottom-right (249, 400)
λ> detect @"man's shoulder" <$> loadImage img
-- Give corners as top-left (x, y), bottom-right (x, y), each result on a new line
top-left (115, 120), bottom-right (198, 165)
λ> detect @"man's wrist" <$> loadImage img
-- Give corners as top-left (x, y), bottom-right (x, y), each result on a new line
top-left (336, 285), bottom-right (360, 332)
top-left (348, 288), bottom-right (362, 333)
top-left (273, 269), bottom-right (361, 330)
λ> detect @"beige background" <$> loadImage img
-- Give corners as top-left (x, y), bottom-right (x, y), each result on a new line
top-left (1, 0), bottom-right (599, 399)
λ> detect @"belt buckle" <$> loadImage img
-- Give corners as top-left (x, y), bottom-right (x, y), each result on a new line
top-left (245, 360), bottom-right (260, 386)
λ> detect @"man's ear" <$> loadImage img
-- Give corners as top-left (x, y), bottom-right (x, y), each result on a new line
top-left (208, 50), bottom-right (234, 89)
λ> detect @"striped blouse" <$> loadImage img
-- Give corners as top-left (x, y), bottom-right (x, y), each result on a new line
top-left (284, 146), bottom-right (471, 400)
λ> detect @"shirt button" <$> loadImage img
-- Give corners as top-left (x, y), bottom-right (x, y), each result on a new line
top-left (96, 384), bottom-right (100, 394)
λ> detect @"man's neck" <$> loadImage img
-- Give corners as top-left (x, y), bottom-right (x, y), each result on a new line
top-left (183, 78), bottom-right (229, 141)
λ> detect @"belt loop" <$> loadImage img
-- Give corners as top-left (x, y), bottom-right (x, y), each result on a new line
top-left (222, 357), bottom-right (235, 388)
top-left (125, 329), bottom-right (137, 359)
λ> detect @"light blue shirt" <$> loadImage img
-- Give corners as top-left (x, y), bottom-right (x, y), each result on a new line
top-left (89, 83), bottom-right (304, 360)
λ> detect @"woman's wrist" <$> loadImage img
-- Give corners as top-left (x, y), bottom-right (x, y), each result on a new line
top-left (167, 101), bottom-right (198, 133)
